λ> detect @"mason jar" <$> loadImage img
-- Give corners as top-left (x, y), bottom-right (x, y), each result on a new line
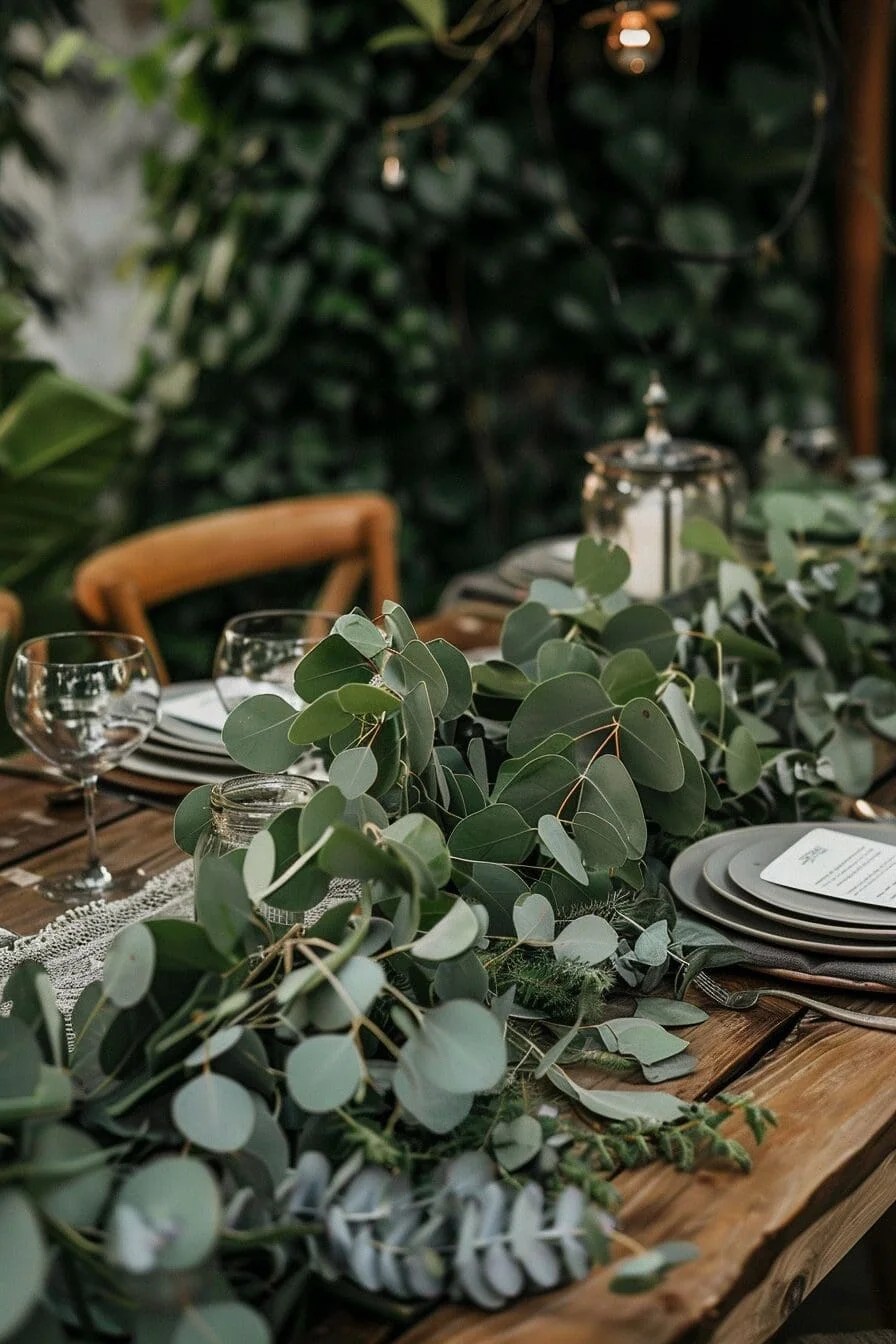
top-left (194, 774), bottom-right (318, 925)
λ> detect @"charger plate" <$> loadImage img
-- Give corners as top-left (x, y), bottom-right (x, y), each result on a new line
top-left (727, 828), bottom-right (896, 927)
top-left (702, 842), bottom-right (896, 941)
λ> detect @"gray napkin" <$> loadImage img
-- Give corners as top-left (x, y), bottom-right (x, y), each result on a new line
top-left (725, 930), bottom-right (896, 990)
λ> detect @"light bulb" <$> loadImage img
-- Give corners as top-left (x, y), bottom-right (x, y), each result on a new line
top-left (381, 135), bottom-right (407, 191)
top-left (605, 9), bottom-right (663, 75)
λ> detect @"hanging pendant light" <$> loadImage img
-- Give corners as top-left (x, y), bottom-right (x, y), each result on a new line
top-left (581, 1), bottom-right (679, 76)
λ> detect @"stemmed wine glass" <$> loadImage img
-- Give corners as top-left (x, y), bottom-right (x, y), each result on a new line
top-left (5, 632), bottom-right (161, 903)
top-left (213, 609), bottom-right (337, 712)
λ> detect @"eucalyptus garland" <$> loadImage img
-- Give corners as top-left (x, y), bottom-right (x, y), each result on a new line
top-left (1, 500), bottom-right (895, 1343)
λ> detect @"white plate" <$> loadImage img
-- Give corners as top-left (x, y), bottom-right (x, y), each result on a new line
top-left (498, 536), bottom-right (578, 588)
top-left (727, 831), bottom-right (896, 929)
top-left (702, 841), bottom-right (896, 941)
top-left (670, 827), bottom-right (896, 959)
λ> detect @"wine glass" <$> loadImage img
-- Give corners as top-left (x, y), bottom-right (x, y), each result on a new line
top-left (213, 610), bottom-right (337, 713)
top-left (5, 632), bottom-right (161, 903)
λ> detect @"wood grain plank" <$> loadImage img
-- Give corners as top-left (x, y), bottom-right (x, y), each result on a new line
top-left (0, 771), bottom-right (131, 869)
top-left (0, 810), bottom-right (182, 935)
top-left (396, 1003), bottom-right (896, 1344)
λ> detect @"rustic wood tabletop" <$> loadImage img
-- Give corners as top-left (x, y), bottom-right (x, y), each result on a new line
top-left (2, 760), bottom-right (896, 1344)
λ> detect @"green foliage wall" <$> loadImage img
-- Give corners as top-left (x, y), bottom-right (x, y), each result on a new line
top-left (134, 0), bottom-right (840, 669)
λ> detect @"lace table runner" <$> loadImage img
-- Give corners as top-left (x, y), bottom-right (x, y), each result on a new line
top-left (0, 862), bottom-right (353, 1026)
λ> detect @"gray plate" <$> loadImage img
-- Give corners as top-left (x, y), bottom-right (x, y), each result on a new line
top-left (702, 841), bottom-right (896, 941)
top-left (497, 536), bottom-right (577, 589)
top-left (727, 827), bottom-right (896, 930)
top-left (669, 826), bottom-right (896, 958)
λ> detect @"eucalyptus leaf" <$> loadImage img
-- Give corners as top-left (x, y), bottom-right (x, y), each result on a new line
top-left (618, 698), bottom-right (685, 791)
top-left (512, 891), bottom-right (555, 943)
top-left (537, 815), bottom-right (588, 886)
top-left (172, 1073), bottom-right (255, 1152)
top-left (173, 784), bottom-right (213, 855)
top-left (574, 536), bottom-right (631, 595)
top-left (427, 638), bottom-right (473, 719)
top-left (553, 915), bottom-right (618, 965)
top-left (0, 1190), bottom-right (47, 1338)
top-left (599, 648), bottom-right (659, 703)
top-left (403, 679), bottom-right (436, 776)
top-left (501, 601), bottom-right (563, 670)
top-left (602, 605), bottom-right (676, 669)
top-left (330, 745), bottom-right (378, 799)
top-left (449, 804), bottom-right (535, 865)
top-left (110, 1157), bottom-right (221, 1272)
top-left (725, 724), bottom-right (763, 795)
top-left (286, 1035), bottom-right (364, 1112)
top-left (293, 633), bottom-right (374, 702)
top-left (103, 923), bottom-right (156, 1009)
top-left (412, 898), bottom-right (482, 962)
top-left (224, 693), bottom-right (303, 772)
top-left (507, 673), bottom-right (615, 757)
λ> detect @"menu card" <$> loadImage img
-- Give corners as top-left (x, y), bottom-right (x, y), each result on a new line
top-left (761, 827), bottom-right (896, 910)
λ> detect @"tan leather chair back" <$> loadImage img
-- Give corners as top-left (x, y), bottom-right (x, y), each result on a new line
top-left (74, 493), bottom-right (400, 683)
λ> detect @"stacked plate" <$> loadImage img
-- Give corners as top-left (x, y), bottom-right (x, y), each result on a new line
top-left (669, 821), bottom-right (896, 961)
top-left (125, 681), bottom-right (324, 788)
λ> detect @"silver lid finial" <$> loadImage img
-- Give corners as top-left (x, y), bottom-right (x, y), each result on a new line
top-left (643, 370), bottom-right (671, 451)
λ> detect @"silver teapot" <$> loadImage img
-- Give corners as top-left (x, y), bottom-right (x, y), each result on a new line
top-left (582, 372), bottom-right (747, 599)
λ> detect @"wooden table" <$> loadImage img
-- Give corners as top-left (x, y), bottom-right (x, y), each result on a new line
top-left (3, 765), bottom-right (896, 1344)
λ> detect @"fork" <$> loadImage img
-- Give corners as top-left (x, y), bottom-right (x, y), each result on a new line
top-left (693, 970), bottom-right (896, 1032)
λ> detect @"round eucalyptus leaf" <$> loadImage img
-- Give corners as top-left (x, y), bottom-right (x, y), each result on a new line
top-left (298, 782), bottom-right (346, 852)
top-left (172, 1302), bottom-right (271, 1344)
top-left (492, 1114), bottom-right (543, 1172)
top-left (411, 899), bottom-right (481, 962)
top-left (618, 698), bottom-right (685, 791)
top-left (243, 829), bottom-right (277, 897)
top-left (287, 690), bottom-right (354, 745)
top-left (635, 997), bottom-right (708, 1027)
top-left (500, 601), bottom-right (563, 670)
top-left (286, 1034), bottom-right (363, 1112)
top-left (403, 1000), bottom-right (506, 1095)
top-left (330, 745), bottom-right (378, 799)
top-left (493, 754), bottom-right (580, 826)
top-left (571, 808), bottom-right (628, 870)
top-left (554, 914), bottom-right (618, 965)
top-left (382, 639), bottom-right (449, 716)
top-left (574, 536), bottom-right (631, 596)
top-left (172, 1073), bottom-right (255, 1152)
top-left (103, 922), bottom-right (156, 1009)
top-left (0, 1190), bottom-right (47, 1337)
top-left (602, 604), bottom-right (676, 669)
top-left (109, 1157), bottom-right (221, 1273)
top-left (660, 682), bottom-right (706, 761)
top-left (293, 632), bottom-right (374, 702)
top-left (402, 680), bottom-right (436, 776)
top-left (0, 1017), bottom-right (41, 1099)
top-left (184, 1026), bottom-right (244, 1068)
top-left (426, 639), bottom-right (473, 720)
top-left (642, 744), bottom-right (706, 836)
top-left (333, 612), bottom-right (387, 659)
top-left (173, 784), bottom-right (214, 856)
top-left (194, 855), bottom-right (252, 954)
top-left (535, 639), bottom-right (601, 682)
top-left (393, 1065), bottom-right (474, 1134)
top-left (599, 648), bottom-right (660, 703)
top-left (384, 813), bottom-right (452, 887)
top-left (223, 693), bottom-right (302, 772)
top-left (507, 673), bottom-right (614, 757)
top-left (449, 804), bottom-right (534, 865)
top-left (513, 891), bottom-right (555, 943)
top-left (725, 724), bottom-right (763, 795)
top-left (433, 951), bottom-right (489, 1002)
top-left (307, 957), bottom-right (386, 1030)
top-left (28, 1123), bottom-right (113, 1227)
top-left (537, 815), bottom-right (587, 886)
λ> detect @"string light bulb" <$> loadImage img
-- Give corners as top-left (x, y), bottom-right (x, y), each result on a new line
top-left (381, 133), bottom-right (406, 191)
top-left (581, 1), bottom-right (678, 76)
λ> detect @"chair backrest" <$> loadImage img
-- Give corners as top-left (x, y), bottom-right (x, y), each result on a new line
top-left (73, 492), bottom-right (400, 683)
top-left (0, 588), bottom-right (22, 649)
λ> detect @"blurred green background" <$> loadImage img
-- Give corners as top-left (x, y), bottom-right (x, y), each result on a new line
top-left (1, 0), bottom-right (891, 679)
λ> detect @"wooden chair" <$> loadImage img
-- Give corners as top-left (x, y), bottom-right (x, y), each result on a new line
top-left (73, 493), bottom-right (400, 684)
top-left (0, 587), bottom-right (23, 647)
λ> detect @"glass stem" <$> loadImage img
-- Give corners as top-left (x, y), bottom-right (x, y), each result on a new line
top-left (83, 775), bottom-right (101, 871)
